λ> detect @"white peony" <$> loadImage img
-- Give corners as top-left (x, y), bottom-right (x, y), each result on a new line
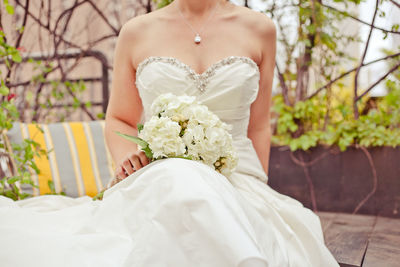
top-left (138, 116), bottom-right (186, 159)
top-left (151, 93), bottom-right (195, 119)
top-left (219, 152), bottom-right (238, 177)
top-left (182, 120), bottom-right (235, 171)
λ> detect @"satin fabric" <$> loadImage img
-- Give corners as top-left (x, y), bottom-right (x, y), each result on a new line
top-left (0, 56), bottom-right (339, 267)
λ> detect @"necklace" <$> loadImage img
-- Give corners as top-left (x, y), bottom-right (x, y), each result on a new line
top-left (177, 1), bottom-right (221, 44)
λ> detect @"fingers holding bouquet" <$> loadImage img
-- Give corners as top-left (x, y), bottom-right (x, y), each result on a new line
top-left (115, 151), bottom-right (150, 181)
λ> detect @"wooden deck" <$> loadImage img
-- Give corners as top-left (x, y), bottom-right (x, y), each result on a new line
top-left (318, 212), bottom-right (400, 267)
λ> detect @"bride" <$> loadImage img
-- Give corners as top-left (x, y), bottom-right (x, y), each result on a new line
top-left (0, 0), bottom-right (339, 266)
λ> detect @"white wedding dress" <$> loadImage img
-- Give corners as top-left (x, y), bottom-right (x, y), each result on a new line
top-left (0, 56), bottom-right (339, 267)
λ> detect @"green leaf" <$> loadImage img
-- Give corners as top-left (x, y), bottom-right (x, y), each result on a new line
top-left (137, 123), bottom-right (144, 133)
top-left (5, 191), bottom-right (18, 200)
top-left (92, 190), bottom-right (104, 201)
top-left (21, 175), bottom-right (34, 185)
top-left (4, 58), bottom-right (10, 68)
top-left (5, 4), bottom-right (14, 15)
top-left (7, 177), bottom-right (19, 184)
top-left (115, 131), bottom-right (149, 148)
top-left (0, 85), bottom-right (9, 96)
top-left (19, 192), bottom-right (32, 200)
top-left (48, 180), bottom-right (55, 193)
top-left (12, 52), bottom-right (22, 63)
top-left (96, 112), bottom-right (105, 119)
top-left (115, 131), bottom-right (153, 159)
top-left (142, 146), bottom-right (153, 159)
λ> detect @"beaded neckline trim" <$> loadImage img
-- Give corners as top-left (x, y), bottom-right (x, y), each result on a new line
top-left (135, 56), bottom-right (260, 92)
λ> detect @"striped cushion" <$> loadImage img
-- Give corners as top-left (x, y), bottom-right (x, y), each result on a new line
top-left (5, 121), bottom-right (115, 197)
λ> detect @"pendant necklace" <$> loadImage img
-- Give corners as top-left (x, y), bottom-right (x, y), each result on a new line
top-left (177, 1), bottom-right (221, 44)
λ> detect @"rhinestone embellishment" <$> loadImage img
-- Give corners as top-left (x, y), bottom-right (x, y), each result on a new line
top-left (136, 56), bottom-right (259, 93)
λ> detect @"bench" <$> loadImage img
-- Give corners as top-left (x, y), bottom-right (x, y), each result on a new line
top-left (4, 121), bottom-right (115, 197)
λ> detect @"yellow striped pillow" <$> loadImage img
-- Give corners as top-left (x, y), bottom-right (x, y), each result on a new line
top-left (5, 121), bottom-right (115, 197)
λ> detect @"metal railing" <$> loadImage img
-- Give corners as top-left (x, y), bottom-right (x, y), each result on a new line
top-left (2, 49), bottom-right (110, 114)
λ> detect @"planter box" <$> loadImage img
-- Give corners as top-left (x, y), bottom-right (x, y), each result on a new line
top-left (268, 145), bottom-right (400, 218)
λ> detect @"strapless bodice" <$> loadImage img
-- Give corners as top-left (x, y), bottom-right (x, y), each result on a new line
top-left (135, 56), bottom-right (260, 139)
top-left (135, 56), bottom-right (267, 182)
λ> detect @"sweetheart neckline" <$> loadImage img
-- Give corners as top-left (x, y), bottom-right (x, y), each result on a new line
top-left (135, 56), bottom-right (260, 92)
top-left (135, 55), bottom-right (260, 78)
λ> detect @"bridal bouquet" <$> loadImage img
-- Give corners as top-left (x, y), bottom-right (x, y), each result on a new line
top-left (116, 93), bottom-right (238, 177)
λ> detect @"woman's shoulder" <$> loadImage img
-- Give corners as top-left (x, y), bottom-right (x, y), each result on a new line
top-left (118, 6), bottom-right (172, 43)
top-left (118, 11), bottom-right (157, 40)
top-left (231, 5), bottom-right (276, 38)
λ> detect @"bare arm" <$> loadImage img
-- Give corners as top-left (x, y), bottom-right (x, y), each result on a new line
top-left (247, 17), bottom-right (276, 177)
top-left (105, 20), bottom-right (149, 183)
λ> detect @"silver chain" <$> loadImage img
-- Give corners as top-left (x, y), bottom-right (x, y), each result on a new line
top-left (177, 1), bottom-right (221, 38)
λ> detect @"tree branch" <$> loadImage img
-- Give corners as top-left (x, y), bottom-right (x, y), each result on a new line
top-left (14, 0), bottom-right (82, 49)
top-left (86, 0), bottom-right (119, 35)
top-left (356, 61), bottom-right (400, 101)
top-left (5, 0), bottom-right (30, 84)
top-left (307, 52), bottom-right (400, 99)
top-left (353, 0), bottom-right (379, 119)
top-left (276, 63), bottom-right (290, 105)
top-left (389, 0), bottom-right (400, 9)
top-left (352, 146), bottom-right (378, 214)
top-left (321, 2), bottom-right (400, 35)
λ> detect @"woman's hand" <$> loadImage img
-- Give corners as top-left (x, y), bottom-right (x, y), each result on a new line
top-left (114, 151), bottom-right (150, 182)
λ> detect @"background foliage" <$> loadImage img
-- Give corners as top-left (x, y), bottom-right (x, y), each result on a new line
top-left (266, 0), bottom-right (400, 150)
top-left (0, 2), bottom-right (45, 200)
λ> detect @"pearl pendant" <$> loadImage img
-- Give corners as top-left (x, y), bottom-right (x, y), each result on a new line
top-left (194, 34), bottom-right (201, 44)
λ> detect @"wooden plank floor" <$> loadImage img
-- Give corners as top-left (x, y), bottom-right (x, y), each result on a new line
top-left (318, 212), bottom-right (400, 267)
